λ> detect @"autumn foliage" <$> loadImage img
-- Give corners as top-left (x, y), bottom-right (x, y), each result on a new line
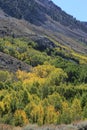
top-left (0, 38), bottom-right (87, 126)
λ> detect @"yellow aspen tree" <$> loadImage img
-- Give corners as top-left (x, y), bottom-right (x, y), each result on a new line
top-left (0, 101), bottom-right (5, 116)
top-left (71, 98), bottom-right (82, 121)
top-left (45, 105), bottom-right (58, 124)
top-left (61, 101), bottom-right (71, 124)
top-left (14, 110), bottom-right (29, 126)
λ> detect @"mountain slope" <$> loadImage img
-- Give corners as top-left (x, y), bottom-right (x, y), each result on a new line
top-left (0, 0), bottom-right (87, 30)
top-left (0, 0), bottom-right (87, 55)
top-left (0, 0), bottom-right (87, 127)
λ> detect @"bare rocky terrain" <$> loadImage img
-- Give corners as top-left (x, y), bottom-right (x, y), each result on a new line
top-left (0, 52), bottom-right (31, 72)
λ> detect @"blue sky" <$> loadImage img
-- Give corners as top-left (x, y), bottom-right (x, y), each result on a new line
top-left (52, 0), bottom-right (87, 21)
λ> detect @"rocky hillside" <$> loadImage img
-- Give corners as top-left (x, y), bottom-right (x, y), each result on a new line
top-left (0, 0), bottom-right (87, 31)
top-left (0, 51), bottom-right (31, 72)
top-left (0, 0), bottom-right (87, 54)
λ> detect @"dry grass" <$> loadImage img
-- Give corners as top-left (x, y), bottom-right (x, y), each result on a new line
top-left (1, 121), bottom-right (87, 130)
top-left (0, 124), bottom-right (21, 130)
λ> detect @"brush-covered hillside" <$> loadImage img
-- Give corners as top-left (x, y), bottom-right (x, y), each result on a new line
top-left (0, 37), bottom-right (87, 126)
top-left (0, 0), bottom-right (87, 128)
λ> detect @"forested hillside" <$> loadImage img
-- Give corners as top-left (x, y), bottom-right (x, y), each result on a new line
top-left (0, 37), bottom-right (87, 126)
